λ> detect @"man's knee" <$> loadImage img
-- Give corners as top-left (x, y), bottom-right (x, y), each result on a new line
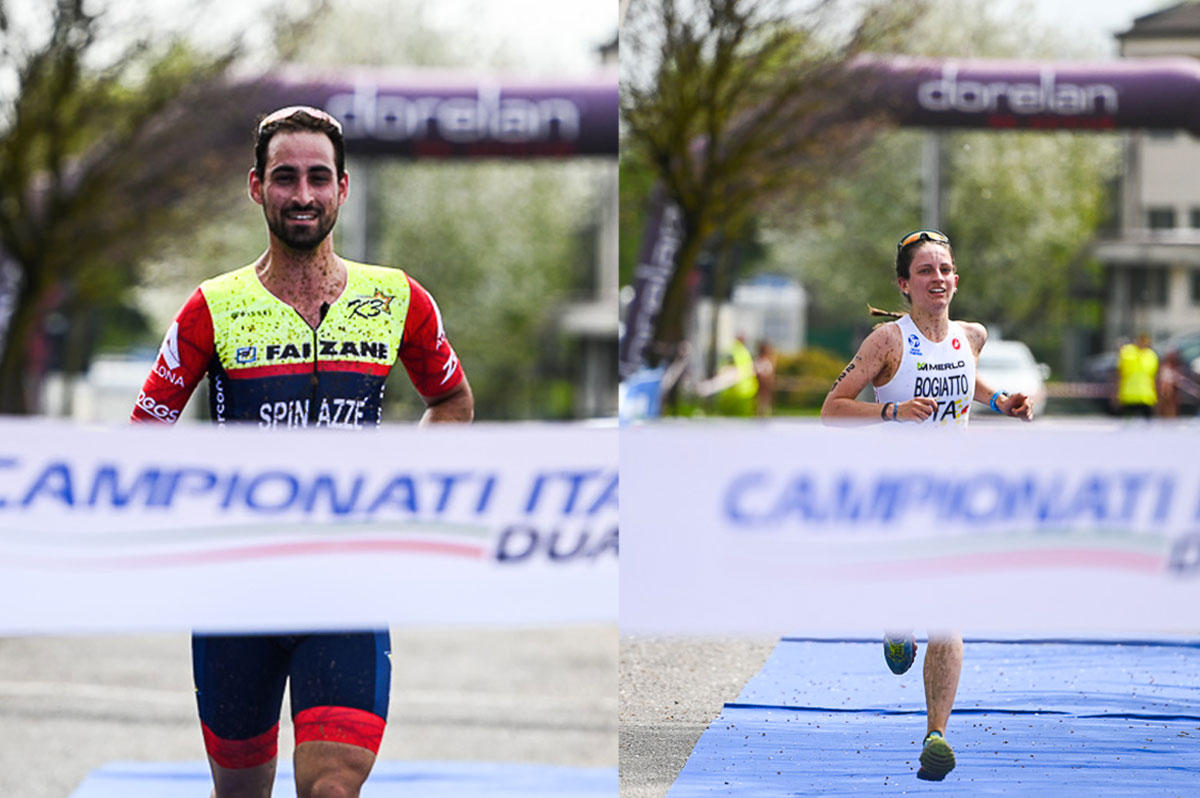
top-left (299, 768), bottom-right (367, 798)
top-left (209, 758), bottom-right (277, 798)
top-left (294, 740), bottom-right (374, 798)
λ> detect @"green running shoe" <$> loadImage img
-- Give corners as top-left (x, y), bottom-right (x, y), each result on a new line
top-left (883, 632), bottom-right (917, 675)
top-left (916, 731), bottom-right (956, 781)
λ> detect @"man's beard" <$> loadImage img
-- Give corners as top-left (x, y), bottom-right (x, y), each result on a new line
top-left (266, 205), bottom-right (338, 251)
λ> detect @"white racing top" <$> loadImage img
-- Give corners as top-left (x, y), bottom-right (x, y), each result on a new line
top-left (874, 314), bottom-right (975, 428)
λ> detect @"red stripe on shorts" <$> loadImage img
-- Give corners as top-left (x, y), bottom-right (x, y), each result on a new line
top-left (202, 722), bottom-right (279, 769)
top-left (293, 706), bottom-right (386, 753)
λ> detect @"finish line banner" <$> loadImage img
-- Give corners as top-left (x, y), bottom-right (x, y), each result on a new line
top-left (621, 422), bottom-right (1200, 637)
top-left (0, 419), bottom-right (616, 634)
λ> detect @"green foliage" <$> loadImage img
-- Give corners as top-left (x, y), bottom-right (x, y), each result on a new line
top-left (369, 160), bottom-right (605, 421)
top-left (942, 130), bottom-right (1115, 363)
top-left (772, 0), bottom-right (1120, 371)
top-left (137, 173), bottom-right (267, 326)
top-left (93, 301), bottom-right (153, 353)
top-left (773, 345), bottom-right (846, 410)
top-left (618, 145), bottom-right (658, 287)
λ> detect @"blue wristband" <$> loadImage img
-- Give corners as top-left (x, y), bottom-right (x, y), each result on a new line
top-left (989, 391), bottom-right (1007, 414)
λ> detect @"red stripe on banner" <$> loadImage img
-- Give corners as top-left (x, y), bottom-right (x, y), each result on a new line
top-left (294, 706), bottom-right (386, 752)
top-left (855, 547), bottom-right (1165, 579)
top-left (203, 722), bottom-right (279, 769)
top-left (108, 538), bottom-right (488, 569)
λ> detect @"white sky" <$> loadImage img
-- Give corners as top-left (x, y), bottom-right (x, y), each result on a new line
top-left (0, 0), bottom-right (1184, 111)
top-left (618, 0), bottom-right (1185, 88)
top-left (421, 0), bottom-right (617, 73)
top-left (2, 0), bottom-right (1177, 74)
top-left (4, 0), bottom-right (617, 75)
top-left (992, 0), bottom-right (1177, 54)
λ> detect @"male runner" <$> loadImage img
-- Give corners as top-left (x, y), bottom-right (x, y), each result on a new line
top-left (821, 229), bottom-right (1032, 781)
top-left (133, 106), bottom-right (473, 798)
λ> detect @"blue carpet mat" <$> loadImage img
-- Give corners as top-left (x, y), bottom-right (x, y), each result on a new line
top-left (669, 639), bottom-right (1200, 796)
top-left (69, 760), bottom-right (618, 797)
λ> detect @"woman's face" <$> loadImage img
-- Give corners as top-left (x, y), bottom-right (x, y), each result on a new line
top-left (900, 242), bottom-right (957, 312)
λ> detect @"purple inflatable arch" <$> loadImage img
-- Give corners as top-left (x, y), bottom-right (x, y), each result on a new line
top-left (854, 54), bottom-right (1200, 134)
top-left (257, 66), bottom-right (618, 158)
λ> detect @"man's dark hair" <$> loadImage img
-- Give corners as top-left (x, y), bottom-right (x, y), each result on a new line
top-left (254, 107), bottom-right (345, 179)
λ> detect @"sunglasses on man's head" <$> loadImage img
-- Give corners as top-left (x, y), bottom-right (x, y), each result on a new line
top-left (897, 229), bottom-right (950, 252)
top-left (257, 106), bottom-right (343, 135)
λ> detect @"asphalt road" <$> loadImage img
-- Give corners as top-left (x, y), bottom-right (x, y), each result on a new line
top-left (619, 636), bottom-right (778, 798)
top-left (0, 626), bottom-right (616, 798)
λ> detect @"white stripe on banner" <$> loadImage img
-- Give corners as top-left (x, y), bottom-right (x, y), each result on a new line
top-left (621, 421), bottom-right (1200, 637)
top-left (0, 419), bottom-right (616, 633)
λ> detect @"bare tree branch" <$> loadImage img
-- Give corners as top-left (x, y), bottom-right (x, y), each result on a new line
top-left (621, 0), bottom-right (927, 367)
top-left (0, 0), bottom-right (322, 412)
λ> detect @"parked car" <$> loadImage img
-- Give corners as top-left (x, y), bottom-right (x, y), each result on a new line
top-left (975, 340), bottom-right (1050, 418)
top-left (1081, 350), bottom-right (1119, 415)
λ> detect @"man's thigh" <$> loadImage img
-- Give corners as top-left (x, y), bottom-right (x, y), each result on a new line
top-left (193, 633), bottom-right (291, 767)
top-left (288, 631), bottom-right (391, 752)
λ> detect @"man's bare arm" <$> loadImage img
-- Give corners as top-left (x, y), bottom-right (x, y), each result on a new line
top-left (420, 378), bottom-right (474, 425)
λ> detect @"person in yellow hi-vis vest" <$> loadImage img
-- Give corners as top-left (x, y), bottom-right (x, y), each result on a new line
top-left (716, 335), bottom-right (759, 416)
top-left (1117, 333), bottom-right (1158, 419)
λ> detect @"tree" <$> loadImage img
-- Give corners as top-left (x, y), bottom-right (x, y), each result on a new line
top-left (619, 0), bottom-right (927, 369)
top-left (777, 0), bottom-right (1120, 374)
top-left (0, 0), bottom-right (323, 414)
top-left (369, 160), bottom-right (605, 420)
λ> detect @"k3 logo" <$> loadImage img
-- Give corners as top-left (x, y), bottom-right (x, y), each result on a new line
top-left (347, 289), bottom-right (395, 319)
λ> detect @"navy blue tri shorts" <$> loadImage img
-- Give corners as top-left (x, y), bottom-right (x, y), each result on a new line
top-left (192, 630), bottom-right (391, 769)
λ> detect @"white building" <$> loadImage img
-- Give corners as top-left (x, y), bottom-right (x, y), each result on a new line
top-left (1094, 3), bottom-right (1200, 346)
